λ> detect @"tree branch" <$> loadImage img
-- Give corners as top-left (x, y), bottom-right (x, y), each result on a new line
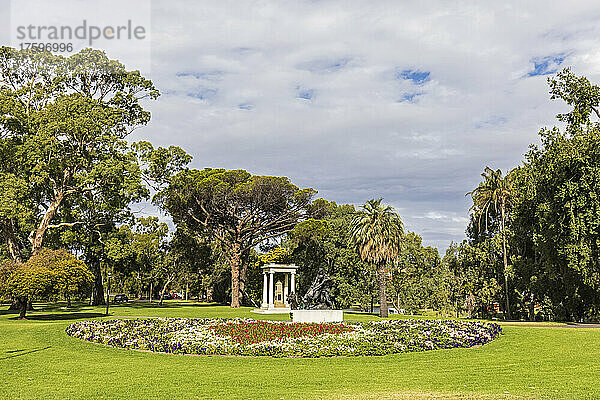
top-left (47, 221), bottom-right (84, 229)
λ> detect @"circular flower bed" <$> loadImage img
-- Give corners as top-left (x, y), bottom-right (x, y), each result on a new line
top-left (66, 318), bottom-right (502, 358)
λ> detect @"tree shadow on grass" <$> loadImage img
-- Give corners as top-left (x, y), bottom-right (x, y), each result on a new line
top-left (122, 301), bottom-right (227, 310)
top-left (2, 301), bottom-right (229, 318)
top-left (2, 302), bottom-right (97, 317)
top-left (343, 311), bottom-right (380, 318)
top-left (9, 312), bottom-right (106, 321)
top-left (34, 302), bottom-right (92, 312)
top-left (0, 346), bottom-right (51, 360)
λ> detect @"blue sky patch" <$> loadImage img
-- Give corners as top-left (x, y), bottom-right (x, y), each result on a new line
top-left (475, 115), bottom-right (508, 129)
top-left (398, 92), bottom-right (423, 103)
top-left (177, 71), bottom-right (224, 81)
top-left (186, 88), bottom-right (217, 100)
top-left (397, 69), bottom-right (431, 85)
top-left (297, 88), bottom-right (315, 100)
top-left (527, 54), bottom-right (566, 77)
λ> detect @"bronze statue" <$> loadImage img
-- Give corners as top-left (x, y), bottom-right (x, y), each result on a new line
top-left (287, 291), bottom-right (298, 310)
top-left (301, 268), bottom-right (335, 309)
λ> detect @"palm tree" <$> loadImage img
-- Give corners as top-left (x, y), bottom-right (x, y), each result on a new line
top-left (467, 167), bottom-right (513, 319)
top-left (349, 198), bottom-right (404, 318)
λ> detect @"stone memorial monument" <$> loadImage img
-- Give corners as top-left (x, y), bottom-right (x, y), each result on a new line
top-left (293, 268), bottom-right (343, 322)
top-left (252, 264), bottom-right (343, 322)
top-left (252, 263), bottom-right (298, 314)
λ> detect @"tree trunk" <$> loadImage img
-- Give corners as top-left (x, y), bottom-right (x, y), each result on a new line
top-left (9, 297), bottom-right (33, 311)
top-left (2, 219), bottom-right (23, 262)
top-left (158, 277), bottom-right (172, 306)
top-left (239, 248), bottom-right (250, 306)
top-left (17, 297), bottom-right (27, 319)
top-left (377, 263), bottom-right (389, 318)
top-left (137, 271), bottom-right (143, 300)
top-left (501, 205), bottom-right (511, 320)
top-left (66, 293), bottom-right (72, 308)
top-left (529, 293), bottom-right (535, 321)
top-left (89, 261), bottom-right (106, 306)
top-left (30, 192), bottom-right (64, 255)
top-left (230, 242), bottom-right (242, 308)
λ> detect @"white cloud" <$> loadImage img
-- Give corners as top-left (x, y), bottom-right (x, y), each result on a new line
top-left (4, 0), bottom-right (600, 252)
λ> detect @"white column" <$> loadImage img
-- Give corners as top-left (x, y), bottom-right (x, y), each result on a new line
top-left (291, 272), bottom-right (296, 295)
top-left (268, 271), bottom-right (274, 309)
top-left (284, 274), bottom-right (289, 306)
top-left (262, 272), bottom-right (268, 308)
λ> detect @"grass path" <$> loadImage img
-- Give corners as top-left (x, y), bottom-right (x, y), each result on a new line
top-left (1, 301), bottom-right (599, 399)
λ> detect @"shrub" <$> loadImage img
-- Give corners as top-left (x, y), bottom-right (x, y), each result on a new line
top-left (2, 248), bottom-right (93, 318)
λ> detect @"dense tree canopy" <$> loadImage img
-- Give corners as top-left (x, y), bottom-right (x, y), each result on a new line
top-left (0, 48), bottom-right (189, 306)
top-left (0, 47), bottom-right (158, 256)
top-left (157, 168), bottom-right (316, 307)
top-left (456, 68), bottom-right (600, 321)
top-left (285, 202), bottom-right (374, 309)
top-left (467, 167), bottom-right (514, 318)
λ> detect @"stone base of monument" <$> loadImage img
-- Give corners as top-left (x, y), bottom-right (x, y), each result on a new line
top-left (292, 310), bottom-right (344, 323)
top-left (251, 307), bottom-right (291, 314)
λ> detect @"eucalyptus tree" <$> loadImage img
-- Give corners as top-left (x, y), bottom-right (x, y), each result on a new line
top-left (392, 232), bottom-right (443, 314)
top-left (349, 199), bottom-right (404, 318)
top-left (0, 47), bottom-right (160, 257)
top-left (467, 167), bottom-right (513, 319)
top-left (0, 47), bottom-right (190, 306)
top-left (442, 240), bottom-right (502, 318)
top-left (156, 168), bottom-right (315, 307)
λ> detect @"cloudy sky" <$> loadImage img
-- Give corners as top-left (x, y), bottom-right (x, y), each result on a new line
top-left (5, 1), bottom-right (600, 252)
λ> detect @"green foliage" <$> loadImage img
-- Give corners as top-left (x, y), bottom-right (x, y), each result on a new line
top-left (284, 202), bottom-right (375, 310)
top-left (104, 217), bottom-right (170, 299)
top-left (157, 168), bottom-right (316, 307)
top-left (0, 47), bottom-right (190, 285)
top-left (455, 69), bottom-right (600, 321)
top-left (349, 198), bottom-right (404, 317)
top-left (467, 167), bottom-right (513, 235)
top-left (392, 232), bottom-right (446, 314)
top-left (0, 259), bottom-right (18, 298)
top-left (349, 199), bottom-right (404, 265)
top-left (6, 262), bottom-right (54, 300)
top-left (467, 166), bottom-right (514, 318)
top-left (168, 225), bottom-right (214, 299)
top-left (2, 248), bottom-right (93, 313)
top-left (158, 169), bottom-right (316, 248)
top-left (256, 246), bottom-right (291, 266)
top-left (132, 141), bottom-right (193, 189)
top-left (548, 67), bottom-right (600, 132)
top-left (511, 124), bottom-right (600, 320)
top-left (443, 241), bottom-right (502, 318)
top-left (506, 69), bottom-right (600, 320)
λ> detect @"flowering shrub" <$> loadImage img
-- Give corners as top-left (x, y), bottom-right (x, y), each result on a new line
top-left (66, 318), bottom-right (502, 358)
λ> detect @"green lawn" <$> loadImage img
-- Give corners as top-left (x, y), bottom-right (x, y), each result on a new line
top-left (1, 301), bottom-right (598, 399)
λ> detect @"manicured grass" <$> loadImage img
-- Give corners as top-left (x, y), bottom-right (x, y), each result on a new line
top-left (1, 301), bottom-right (599, 399)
